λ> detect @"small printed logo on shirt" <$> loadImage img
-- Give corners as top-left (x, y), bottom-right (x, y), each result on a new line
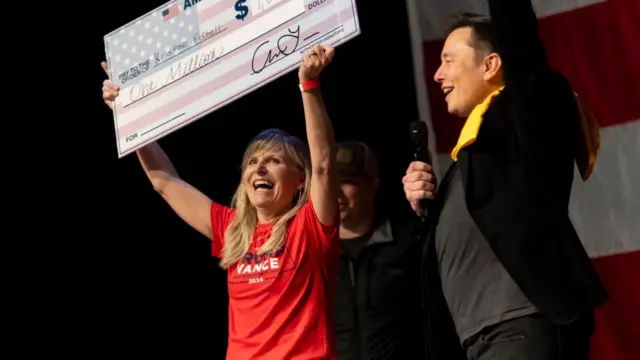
top-left (229, 244), bottom-right (297, 285)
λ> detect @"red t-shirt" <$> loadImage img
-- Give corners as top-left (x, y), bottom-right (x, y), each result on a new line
top-left (210, 200), bottom-right (340, 360)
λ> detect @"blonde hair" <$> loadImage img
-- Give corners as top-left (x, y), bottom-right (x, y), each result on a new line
top-left (219, 129), bottom-right (312, 269)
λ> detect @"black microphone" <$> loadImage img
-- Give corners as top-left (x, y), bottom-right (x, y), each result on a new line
top-left (409, 121), bottom-right (432, 217)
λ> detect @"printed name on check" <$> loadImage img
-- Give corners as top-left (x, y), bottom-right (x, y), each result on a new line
top-left (104, 0), bottom-right (360, 158)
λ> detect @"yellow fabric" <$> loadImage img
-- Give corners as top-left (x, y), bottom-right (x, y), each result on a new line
top-left (450, 86), bottom-right (504, 161)
top-left (573, 93), bottom-right (600, 181)
top-left (449, 89), bottom-right (599, 182)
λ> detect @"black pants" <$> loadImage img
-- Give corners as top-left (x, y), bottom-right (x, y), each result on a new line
top-left (462, 313), bottom-right (594, 360)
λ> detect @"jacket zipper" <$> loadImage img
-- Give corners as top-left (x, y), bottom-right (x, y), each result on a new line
top-left (348, 257), bottom-right (363, 360)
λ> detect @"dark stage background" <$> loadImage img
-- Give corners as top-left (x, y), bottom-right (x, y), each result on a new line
top-left (69, 0), bottom-right (421, 356)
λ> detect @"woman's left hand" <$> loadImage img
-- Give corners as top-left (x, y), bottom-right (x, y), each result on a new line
top-left (298, 44), bottom-right (335, 82)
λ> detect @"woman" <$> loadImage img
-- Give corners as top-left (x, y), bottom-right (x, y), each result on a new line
top-left (102, 45), bottom-right (340, 359)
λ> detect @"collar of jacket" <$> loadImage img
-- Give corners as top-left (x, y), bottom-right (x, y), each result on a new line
top-left (448, 87), bottom-right (600, 182)
top-left (450, 86), bottom-right (504, 162)
top-left (339, 219), bottom-right (395, 254)
top-left (368, 219), bottom-right (395, 245)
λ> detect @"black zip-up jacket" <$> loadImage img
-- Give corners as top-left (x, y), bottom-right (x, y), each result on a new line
top-left (333, 217), bottom-right (427, 360)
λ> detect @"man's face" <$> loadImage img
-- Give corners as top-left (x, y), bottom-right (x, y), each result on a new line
top-left (337, 176), bottom-right (377, 225)
top-left (434, 27), bottom-right (498, 118)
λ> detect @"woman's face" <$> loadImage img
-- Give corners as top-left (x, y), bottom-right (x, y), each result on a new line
top-left (242, 148), bottom-right (304, 213)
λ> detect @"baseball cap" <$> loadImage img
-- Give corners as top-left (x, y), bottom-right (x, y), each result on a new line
top-left (335, 141), bottom-right (378, 180)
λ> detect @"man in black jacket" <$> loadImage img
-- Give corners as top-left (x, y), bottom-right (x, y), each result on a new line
top-left (401, 0), bottom-right (608, 359)
top-left (333, 140), bottom-right (430, 360)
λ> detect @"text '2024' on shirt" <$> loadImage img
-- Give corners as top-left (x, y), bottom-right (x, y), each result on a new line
top-left (210, 200), bottom-right (340, 360)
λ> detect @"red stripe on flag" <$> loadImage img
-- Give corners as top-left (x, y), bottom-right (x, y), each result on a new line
top-left (536, 0), bottom-right (640, 128)
top-left (422, 0), bottom-right (640, 154)
top-left (164, 4), bottom-right (180, 21)
top-left (589, 250), bottom-right (640, 360)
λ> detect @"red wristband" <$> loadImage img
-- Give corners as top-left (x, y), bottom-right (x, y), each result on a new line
top-left (299, 78), bottom-right (319, 92)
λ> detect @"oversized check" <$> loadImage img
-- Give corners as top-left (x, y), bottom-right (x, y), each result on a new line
top-left (104, 0), bottom-right (361, 157)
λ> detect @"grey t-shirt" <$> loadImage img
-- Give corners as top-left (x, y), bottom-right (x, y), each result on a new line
top-left (435, 163), bottom-right (538, 343)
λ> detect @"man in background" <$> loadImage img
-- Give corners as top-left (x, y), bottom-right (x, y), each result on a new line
top-left (333, 140), bottom-right (431, 360)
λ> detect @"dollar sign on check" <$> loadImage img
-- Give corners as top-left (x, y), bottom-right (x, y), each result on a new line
top-left (234, 0), bottom-right (249, 21)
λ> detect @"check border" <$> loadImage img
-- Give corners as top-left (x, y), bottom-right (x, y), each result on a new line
top-left (108, 0), bottom-right (360, 158)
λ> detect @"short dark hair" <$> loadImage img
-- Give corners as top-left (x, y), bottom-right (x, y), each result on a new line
top-left (445, 13), bottom-right (496, 59)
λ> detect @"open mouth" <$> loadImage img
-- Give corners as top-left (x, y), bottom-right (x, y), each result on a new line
top-left (253, 179), bottom-right (274, 191)
top-left (442, 86), bottom-right (454, 99)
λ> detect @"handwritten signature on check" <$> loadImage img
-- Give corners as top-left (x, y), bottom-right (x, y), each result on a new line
top-left (251, 25), bottom-right (301, 75)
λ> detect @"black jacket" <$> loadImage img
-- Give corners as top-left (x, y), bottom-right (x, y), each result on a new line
top-left (421, 0), bottom-right (609, 358)
top-left (334, 217), bottom-right (426, 360)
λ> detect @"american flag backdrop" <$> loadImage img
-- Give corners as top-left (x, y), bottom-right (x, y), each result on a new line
top-left (405, 0), bottom-right (640, 359)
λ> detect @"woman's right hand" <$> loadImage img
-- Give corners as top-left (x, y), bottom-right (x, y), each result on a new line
top-left (101, 61), bottom-right (119, 110)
